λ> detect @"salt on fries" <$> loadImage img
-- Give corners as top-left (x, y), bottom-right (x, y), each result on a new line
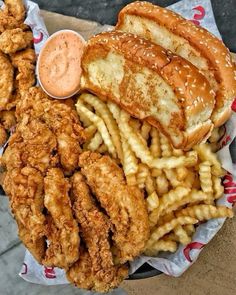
top-left (76, 94), bottom-right (234, 257)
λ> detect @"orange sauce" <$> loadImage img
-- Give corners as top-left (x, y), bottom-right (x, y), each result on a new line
top-left (38, 30), bottom-right (85, 98)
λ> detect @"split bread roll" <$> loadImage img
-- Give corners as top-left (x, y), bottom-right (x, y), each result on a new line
top-left (81, 31), bottom-right (215, 150)
top-left (116, 1), bottom-right (236, 127)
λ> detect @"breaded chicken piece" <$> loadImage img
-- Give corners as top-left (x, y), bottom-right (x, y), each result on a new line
top-left (0, 10), bottom-right (28, 33)
top-left (67, 246), bottom-right (128, 293)
top-left (16, 87), bottom-right (86, 174)
top-left (0, 28), bottom-right (32, 54)
top-left (70, 172), bottom-right (127, 291)
top-left (2, 117), bottom-right (58, 173)
top-left (10, 48), bottom-right (36, 95)
top-left (0, 52), bottom-right (14, 110)
top-left (3, 166), bottom-right (46, 240)
top-left (43, 168), bottom-right (80, 269)
top-left (79, 151), bottom-right (150, 263)
top-left (5, 0), bottom-right (25, 22)
top-left (0, 110), bottom-right (16, 130)
top-left (17, 220), bottom-right (46, 263)
top-left (0, 123), bottom-right (7, 146)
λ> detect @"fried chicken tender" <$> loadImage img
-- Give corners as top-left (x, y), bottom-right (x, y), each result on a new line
top-left (5, 0), bottom-right (26, 22)
top-left (0, 110), bottom-right (16, 129)
top-left (0, 28), bottom-right (32, 54)
top-left (69, 172), bottom-right (127, 291)
top-left (0, 9), bottom-right (28, 33)
top-left (16, 87), bottom-right (86, 174)
top-left (67, 246), bottom-right (128, 293)
top-left (0, 123), bottom-right (7, 146)
top-left (0, 52), bottom-right (14, 110)
top-left (43, 168), bottom-right (80, 269)
top-left (17, 220), bottom-right (46, 263)
top-left (3, 166), bottom-right (46, 239)
top-left (10, 48), bottom-right (36, 95)
top-left (79, 151), bottom-right (150, 263)
top-left (1, 117), bottom-right (58, 173)
top-left (3, 166), bottom-right (46, 263)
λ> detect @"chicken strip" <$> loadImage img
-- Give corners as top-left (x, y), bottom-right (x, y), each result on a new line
top-left (3, 166), bottom-right (46, 239)
top-left (5, 0), bottom-right (25, 22)
top-left (0, 28), bottom-right (33, 54)
top-left (16, 87), bottom-right (86, 174)
top-left (67, 246), bottom-right (128, 293)
top-left (2, 117), bottom-right (58, 173)
top-left (0, 123), bottom-right (7, 146)
top-left (43, 168), bottom-right (80, 269)
top-left (0, 10), bottom-right (28, 33)
top-left (10, 48), bottom-right (36, 95)
top-left (17, 220), bottom-right (46, 264)
top-left (70, 172), bottom-right (127, 291)
top-left (0, 110), bottom-right (16, 130)
top-left (0, 52), bottom-right (14, 110)
top-left (79, 151), bottom-right (150, 263)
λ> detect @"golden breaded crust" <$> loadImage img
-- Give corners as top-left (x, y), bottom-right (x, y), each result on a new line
top-left (116, 1), bottom-right (236, 127)
top-left (81, 31), bottom-right (214, 149)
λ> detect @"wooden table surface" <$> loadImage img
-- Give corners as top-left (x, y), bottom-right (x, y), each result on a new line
top-left (0, 9), bottom-right (235, 295)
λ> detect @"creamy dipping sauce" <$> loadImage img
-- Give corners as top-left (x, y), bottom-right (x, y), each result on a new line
top-left (38, 30), bottom-right (85, 98)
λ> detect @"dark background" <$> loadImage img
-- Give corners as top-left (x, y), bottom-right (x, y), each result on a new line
top-left (34, 0), bottom-right (236, 52)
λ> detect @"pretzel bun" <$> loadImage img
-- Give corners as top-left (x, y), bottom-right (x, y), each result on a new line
top-left (116, 1), bottom-right (236, 127)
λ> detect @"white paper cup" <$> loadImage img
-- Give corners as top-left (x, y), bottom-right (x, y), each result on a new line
top-left (36, 29), bottom-right (86, 99)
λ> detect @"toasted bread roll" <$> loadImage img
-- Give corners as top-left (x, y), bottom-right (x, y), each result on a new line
top-left (81, 31), bottom-right (215, 149)
top-left (116, 1), bottom-right (236, 127)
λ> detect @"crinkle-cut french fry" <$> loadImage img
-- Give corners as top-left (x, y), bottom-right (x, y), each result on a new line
top-left (141, 121), bottom-right (151, 141)
top-left (164, 169), bottom-right (182, 187)
top-left (107, 101), bottom-right (120, 121)
top-left (173, 225), bottom-right (191, 245)
top-left (145, 171), bottom-right (156, 195)
top-left (199, 161), bottom-right (213, 197)
top-left (97, 143), bottom-right (108, 154)
top-left (194, 143), bottom-right (223, 176)
top-left (158, 186), bottom-right (191, 217)
top-left (163, 190), bottom-right (208, 216)
top-left (151, 168), bottom-right (162, 177)
top-left (120, 110), bottom-right (198, 169)
top-left (119, 110), bottom-right (153, 163)
top-left (149, 187), bottom-right (190, 227)
top-left (150, 128), bottom-right (161, 158)
top-left (176, 167), bottom-right (189, 181)
top-left (121, 135), bottom-right (139, 176)
top-left (146, 192), bottom-right (159, 213)
top-left (183, 170), bottom-right (196, 188)
top-left (176, 204), bottom-right (234, 220)
top-left (126, 174), bottom-right (137, 186)
top-left (183, 224), bottom-right (195, 236)
top-left (146, 216), bottom-right (198, 249)
top-left (76, 100), bottom-right (116, 158)
top-left (160, 133), bottom-right (172, 157)
top-left (137, 163), bottom-right (149, 189)
top-left (84, 125), bottom-right (97, 140)
top-left (77, 104), bottom-right (92, 127)
top-left (150, 151), bottom-right (198, 169)
top-left (192, 173), bottom-right (201, 190)
top-left (87, 132), bottom-right (103, 151)
top-left (156, 173), bottom-right (169, 196)
top-left (81, 94), bottom-right (123, 162)
top-left (172, 148), bottom-right (184, 156)
top-left (155, 212), bottom-right (175, 227)
top-left (144, 239), bottom-right (177, 256)
top-left (212, 176), bottom-right (224, 200)
top-left (129, 118), bottom-right (141, 131)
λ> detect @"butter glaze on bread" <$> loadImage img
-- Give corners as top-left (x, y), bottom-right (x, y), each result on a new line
top-left (81, 31), bottom-right (215, 149)
top-left (116, 1), bottom-right (236, 127)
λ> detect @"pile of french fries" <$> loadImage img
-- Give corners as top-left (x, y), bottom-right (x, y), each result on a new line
top-left (76, 93), bottom-right (233, 256)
